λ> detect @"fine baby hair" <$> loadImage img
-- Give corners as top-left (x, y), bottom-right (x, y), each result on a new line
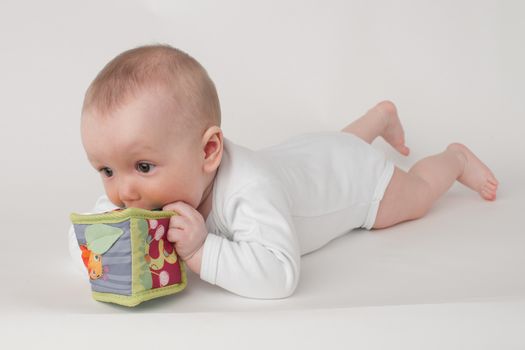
top-left (70, 208), bottom-right (187, 307)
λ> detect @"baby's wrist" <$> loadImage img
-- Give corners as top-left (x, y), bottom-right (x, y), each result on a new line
top-left (183, 244), bottom-right (204, 275)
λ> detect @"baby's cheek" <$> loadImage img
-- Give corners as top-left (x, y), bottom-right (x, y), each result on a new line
top-left (152, 175), bottom-right (199, 208)
top-left (154, 188), bottom-right (182, 207)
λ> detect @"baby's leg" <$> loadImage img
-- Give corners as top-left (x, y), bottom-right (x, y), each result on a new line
top-left (341, 100), bottom-right (410, 156)
top-left (372, 144), bottom-right (499, 229)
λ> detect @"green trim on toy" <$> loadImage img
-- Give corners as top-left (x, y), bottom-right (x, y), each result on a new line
top-left (132, 217), bottom-right (151, 293)
top-left (91, 261), bottom-right (188, 307)
top-left (70, 207), bottom-right (178, 224)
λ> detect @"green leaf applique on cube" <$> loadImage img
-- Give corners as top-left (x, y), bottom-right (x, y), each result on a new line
top-left (85, 224), bottom-right (124, 254)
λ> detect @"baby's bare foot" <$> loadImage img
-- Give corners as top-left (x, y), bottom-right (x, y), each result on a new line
top-left (376, 101), bottom-right (410, 156)
top-left (447, 143), bottom-right (499, 201)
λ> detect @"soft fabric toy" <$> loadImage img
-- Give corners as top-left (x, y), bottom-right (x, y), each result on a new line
top-left (70, 208), bottom-right (187, 307)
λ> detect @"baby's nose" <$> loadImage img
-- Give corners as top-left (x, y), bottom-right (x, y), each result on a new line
top-left (118, 182), bottom-right (140, 204)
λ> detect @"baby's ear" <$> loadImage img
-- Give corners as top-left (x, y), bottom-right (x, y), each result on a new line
top-left (202, 126), bottom-right (223, 171)
top-left (204, 139), bottom-right (218, 157)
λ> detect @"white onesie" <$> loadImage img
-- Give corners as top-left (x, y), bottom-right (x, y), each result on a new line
top-left (68, 131), bottom-right (395, 299)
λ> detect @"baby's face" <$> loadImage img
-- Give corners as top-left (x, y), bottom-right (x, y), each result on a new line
top-left (81, 89), bottom-right (208, 210)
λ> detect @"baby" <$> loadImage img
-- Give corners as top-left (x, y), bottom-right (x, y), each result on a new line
top-left (69, 44), bottom-right (499, 299)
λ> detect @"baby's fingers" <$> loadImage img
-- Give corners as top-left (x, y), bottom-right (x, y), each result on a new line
top-left (163, 201), bottom-right (195, 218)
top-left (166, 214), bottom-right (188, 231)
top-left (166, 226), bottom-right (184, 243)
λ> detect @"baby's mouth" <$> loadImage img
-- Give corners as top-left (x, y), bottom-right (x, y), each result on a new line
top-left (122, 205), bottom-right (161, 211)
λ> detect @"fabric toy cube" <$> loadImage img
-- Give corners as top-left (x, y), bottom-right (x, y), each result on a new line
top-left (70, 208), bottom-right (187, 307)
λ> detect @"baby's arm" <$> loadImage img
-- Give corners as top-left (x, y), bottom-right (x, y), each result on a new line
top-left (163, 182), bottom-right (300, 299)
top-left (198, 181), bottom-right (301, 299)
top-left (201, 232), bottom-right (299, 299)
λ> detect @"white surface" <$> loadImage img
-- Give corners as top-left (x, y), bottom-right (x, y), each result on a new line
top-left (3, 300), bottom-right (525, 349)
top-left (0, 0), bottom-right (524, 348)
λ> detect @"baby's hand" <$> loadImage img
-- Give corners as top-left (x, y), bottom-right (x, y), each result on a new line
top-left (162, 201), bottom-right (207, 261)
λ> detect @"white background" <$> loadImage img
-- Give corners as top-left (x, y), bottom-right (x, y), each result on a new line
top-left (0, 0), bottom-right (524, 348)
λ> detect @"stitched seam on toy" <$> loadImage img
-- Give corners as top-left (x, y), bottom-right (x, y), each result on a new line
top-left (71, 208), bottom-right (177, 224)
top-left (95, 282), bottom-right (186, 300)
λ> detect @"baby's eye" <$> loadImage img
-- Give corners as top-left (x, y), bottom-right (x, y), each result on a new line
top-left (137, 162), bottom-right (155, 173)
top-left (100, 167), bottom-right (113, 177)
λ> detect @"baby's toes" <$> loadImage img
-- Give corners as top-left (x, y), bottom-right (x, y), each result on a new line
top-left (488, 177), bottom-right (499, 186)
top-left (481, 182), bottom-right (497, 199)
top-left (480, 188), bottom-right (496, 201)
top-left (483, 182), bottom-right (498, 192)
top-left (396, 144), bottom-right (410, 156)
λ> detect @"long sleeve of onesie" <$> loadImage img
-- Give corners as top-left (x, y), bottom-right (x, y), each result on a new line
top-left (200, 180), bottom-right (301, 299)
